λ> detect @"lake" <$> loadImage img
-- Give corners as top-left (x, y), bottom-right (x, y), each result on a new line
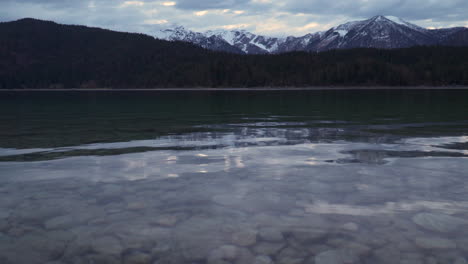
top-left (0, 90), bottom-right (467, 264)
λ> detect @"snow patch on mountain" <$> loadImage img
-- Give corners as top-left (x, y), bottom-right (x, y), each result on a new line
top-left (335, 30), bottom-right (348, 37)
top-left (205, 29), bottom-right (237, 45)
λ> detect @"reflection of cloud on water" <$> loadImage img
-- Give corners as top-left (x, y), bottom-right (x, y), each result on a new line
top-left (401, 136), bottom-right (468, 153)
top-left (124, 159), bottom-right (147, 170)
top-left (403, 136), bottom-right (468, 146)
top-left (304, 157), bottom-right (320, 166)
top-left (167, 156), bottom-right (178, 160)
top-left (0, 135), bottom-right (467, 183)
top-left (234, 156), bottom-right (245, 168)
top-left (303, 200), bottom-right (468, 216)
top-left (1, 129), bottom-right (467, 165)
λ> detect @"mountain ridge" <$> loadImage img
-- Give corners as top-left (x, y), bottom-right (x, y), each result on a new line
top-left (153, 15), bottom-right (468, 54)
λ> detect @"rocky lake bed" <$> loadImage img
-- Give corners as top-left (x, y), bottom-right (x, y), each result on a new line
top-left (0, 90), bottom-right (467, 263)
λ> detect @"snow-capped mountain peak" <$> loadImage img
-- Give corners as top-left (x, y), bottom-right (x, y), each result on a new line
top-left (376, 15), bottom-right (426, 32)
top-left (203, 29), bottom-right (284, 53)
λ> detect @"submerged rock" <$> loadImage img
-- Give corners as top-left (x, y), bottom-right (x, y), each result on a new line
top-left (122, 251), bottom-right (151, 264)
top-left (457, 239), bottom-right (468, 253)
top-left (44, 215), bottom-right (76, 230)
top-left (399, 253), bottom-right (423, 264)
top-left (77, 254), bottom-right (120, 264)
top-left (289, 209), bottom-right (305, 217)
top-left (0, 211), bottom-right (10, 220)
top-left (276, 247), bottom-right (307, 264)
top-left (208, 245), bottom-right (239, 261)
top-left (412, 213), bottom-right (466, 233)
top-left (0, 220), bottom-right (8, 231)
top-left (414, 237), bottom-right (456, 249)
top-left (342, 222), bottom-right (359, 232)
top-left (425, 257), bottom-right (438, 264)
top-left (372, 245), bottom-right (400, 264)
top-left (174, 216), bottom-right (227, 260)
top-left (315, 249), bottom-right (358, 264)
top-left (337, 241), bottom-right (371, 256)
top-left (253, 242), bottom-right (285, 256)
top-left (44, 208), bottom-right (101, 230)
top-left (254, 255), bottom-right (273, 264)
top-left (91, 236), bottom-right (124, 256)
top-left (232, 229), bottom-right (257, 246)
top-left (213, 194), bottom-right (243, 206)
top-left (154, 214), bottom-right (179, 227)
top-left (258, 228), bottom-right (284, 242)
top-left (290, 228), bottom-right (327, 243)
top-left (2, 231), bottom-right (73, 263)
top-left (0, 232), bottom-right (11, 243)
top-left (235, 247), bottom-right (255, 264)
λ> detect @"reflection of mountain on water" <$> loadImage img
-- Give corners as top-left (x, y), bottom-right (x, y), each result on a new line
top-left (1, 90), bottom-right (468, 149)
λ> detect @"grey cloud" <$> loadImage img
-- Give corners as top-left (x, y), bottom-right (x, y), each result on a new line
top-left (174, 0), bottom-right (251, 10)
top-left (0, 0), bottom-right (467, 37)
top-left (3, 0), bottom-right (89, 9)
top-left (284, 0), bottom-right (468, 21)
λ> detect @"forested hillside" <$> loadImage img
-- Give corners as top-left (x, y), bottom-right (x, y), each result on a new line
top-left (1, 18), bottom-right (468, 88)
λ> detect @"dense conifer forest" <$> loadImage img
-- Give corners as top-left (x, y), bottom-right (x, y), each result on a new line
top-left (1, 18), bottom-right (468, 89)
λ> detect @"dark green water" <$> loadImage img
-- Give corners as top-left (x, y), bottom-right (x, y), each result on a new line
top-left (1, 90), bottom-right (467, 149)
top-left (0, 90), bottom-right (467, 264)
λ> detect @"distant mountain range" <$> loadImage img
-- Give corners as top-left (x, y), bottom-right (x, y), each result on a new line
top-left (153, 15), bottom-right (468, 54)
top-left (1, 18), bottom-right (468, 89)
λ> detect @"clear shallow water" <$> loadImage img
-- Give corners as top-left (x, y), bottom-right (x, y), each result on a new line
top-left (0, 90), bottom-right (468, 264)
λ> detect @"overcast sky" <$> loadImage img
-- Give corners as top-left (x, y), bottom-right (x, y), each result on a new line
top-left (1, 0), bottom-right (467, 36)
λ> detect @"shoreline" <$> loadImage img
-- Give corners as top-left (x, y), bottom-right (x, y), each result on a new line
top-left (1, 86), bottom-right (468, 91)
